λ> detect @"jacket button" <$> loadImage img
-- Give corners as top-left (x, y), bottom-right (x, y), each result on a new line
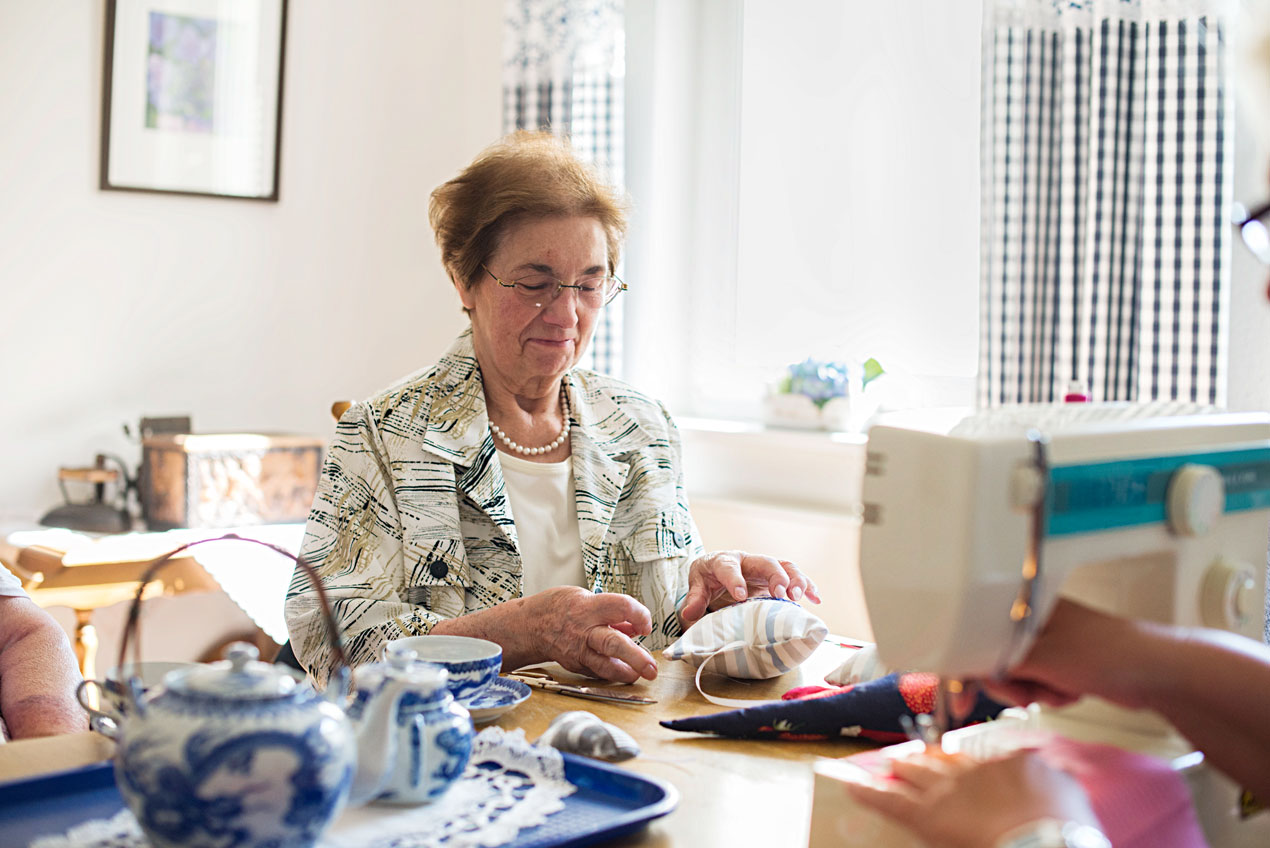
top-left (429, 559), bottom-right (449, 580)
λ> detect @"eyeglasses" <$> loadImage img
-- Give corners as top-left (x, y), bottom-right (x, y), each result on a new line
top-left (1233, 201), bottom-right (1270, 265)
top-left (482, 264), bottom-right (627, 308)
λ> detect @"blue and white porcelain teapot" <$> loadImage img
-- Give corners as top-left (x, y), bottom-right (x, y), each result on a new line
top-left (97, 534), bottom-right (473, 848)
top-left (111, 641), bottom-right (357, 848)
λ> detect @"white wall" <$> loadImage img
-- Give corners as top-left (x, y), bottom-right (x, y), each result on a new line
top-left (0, 0), bottom-right (502, 517)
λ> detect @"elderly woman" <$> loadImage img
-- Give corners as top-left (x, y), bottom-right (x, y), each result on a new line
top-left (286, 132), bottom-right (819, 686)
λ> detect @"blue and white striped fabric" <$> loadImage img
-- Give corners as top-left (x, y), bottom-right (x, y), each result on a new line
top-left (981, 0), bottom-right (1232, 407)
top-left (663, 598), bottom-right (829, 680)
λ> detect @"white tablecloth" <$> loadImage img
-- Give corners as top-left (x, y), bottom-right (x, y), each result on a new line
top-left (5, 524), bottom-right (303, 644)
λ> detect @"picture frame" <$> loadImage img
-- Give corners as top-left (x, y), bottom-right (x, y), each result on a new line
top-left (100, 0), bottom-right (288, 201)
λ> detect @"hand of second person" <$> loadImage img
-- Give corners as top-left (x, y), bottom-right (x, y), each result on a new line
top-left (845, 748), bottom-right (1102, 848)
top-left (679, 550), bottom-right (820, 628)
top-left (519, 586), bottom-right (658, 683)
top-left (963, 599), bottom-right (1153, 714)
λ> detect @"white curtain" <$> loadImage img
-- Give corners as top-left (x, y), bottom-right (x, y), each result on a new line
top-left (980, 0), bottom-right (1233, 406)
top-left (503, 0), bottom-right (626, 376)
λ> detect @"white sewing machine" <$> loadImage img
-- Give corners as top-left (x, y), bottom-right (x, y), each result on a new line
top-left (809, 404), bottom-right (1270, 847)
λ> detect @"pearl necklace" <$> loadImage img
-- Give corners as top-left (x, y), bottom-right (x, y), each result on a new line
top-left (489, 387), bottom-right (571, 456)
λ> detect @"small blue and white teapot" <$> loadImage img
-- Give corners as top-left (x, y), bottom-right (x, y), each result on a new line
top-left (94, 534), bottom-right (474, 848)
top-left (111, 642), bottom-right (356, 848)
top-left (347, 644), bottom-right (474, 805)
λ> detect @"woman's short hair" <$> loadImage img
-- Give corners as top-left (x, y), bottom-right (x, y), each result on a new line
top-left (429, 131), bottom-right (628, 291)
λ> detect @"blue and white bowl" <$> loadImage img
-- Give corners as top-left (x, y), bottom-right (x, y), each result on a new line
top-left (385, 635), bottom-right (502, 702)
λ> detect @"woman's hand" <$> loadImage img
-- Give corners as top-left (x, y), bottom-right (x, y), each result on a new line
top-left (515, 586), bottom-right (658, 682)
top-left (679, 550), bottom-right (820, 628)
top-left (845, 748), bottom-right (1101, 848)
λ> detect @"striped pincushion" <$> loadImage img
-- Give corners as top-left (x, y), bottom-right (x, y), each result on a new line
top-left (663, 598), bottom-right (828, 679)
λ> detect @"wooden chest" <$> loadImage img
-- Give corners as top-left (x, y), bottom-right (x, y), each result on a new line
top-left (140, 433), bottom-right (325, 530)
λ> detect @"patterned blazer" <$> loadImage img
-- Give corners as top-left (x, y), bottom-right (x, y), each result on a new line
top-left (285, 329), bottom-right (704, 685)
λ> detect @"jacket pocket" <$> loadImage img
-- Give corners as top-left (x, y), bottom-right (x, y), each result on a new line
top-left (619, 508), bottom-right (690, 563)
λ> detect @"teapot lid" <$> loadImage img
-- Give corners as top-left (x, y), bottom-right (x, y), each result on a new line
top-left (354, 644), bottom-right (448, 692)
top-left (168, 643), bottom-right (303, 700)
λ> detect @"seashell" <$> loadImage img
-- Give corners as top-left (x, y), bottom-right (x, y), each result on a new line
top-left (536, 710), bottom-right (640, 762)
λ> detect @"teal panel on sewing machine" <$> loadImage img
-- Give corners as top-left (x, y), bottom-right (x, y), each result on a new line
top-left (1046, 447), bottom-right (1270, 536)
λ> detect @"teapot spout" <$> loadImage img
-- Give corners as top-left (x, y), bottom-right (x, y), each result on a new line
top-left (346, 676), bottom-right (410, 805)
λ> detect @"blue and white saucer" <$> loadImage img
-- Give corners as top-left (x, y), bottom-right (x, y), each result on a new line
top-left (460, 677), bottom-right (531, 724)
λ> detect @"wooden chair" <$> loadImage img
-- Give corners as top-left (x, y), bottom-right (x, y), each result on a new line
top-left (331, 401), bottom-right (352, 421)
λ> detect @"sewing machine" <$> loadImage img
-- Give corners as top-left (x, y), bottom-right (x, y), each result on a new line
top-left (809, 404), bottom-right (1270, 847)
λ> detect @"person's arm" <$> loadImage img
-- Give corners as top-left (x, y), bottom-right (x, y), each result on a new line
top-left (986, 599), bottom-right (1270, 800)
top-left (431, 586), bottom-right (659, 681)
top-left (0, 596), bottom-right (86, 739)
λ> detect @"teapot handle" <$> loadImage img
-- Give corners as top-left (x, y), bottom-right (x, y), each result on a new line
top-left (117, 533), bottom-right (349, 707)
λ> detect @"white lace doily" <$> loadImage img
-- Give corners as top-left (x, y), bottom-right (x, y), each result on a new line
top-left (32, 727), bottom-right (576, 848)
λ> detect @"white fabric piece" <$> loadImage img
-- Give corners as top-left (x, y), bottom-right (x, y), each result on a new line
top-left (30, 727), bottom-right (575, 848)
top-left (663, 598), bottom-right (829, 680)
top-left (824, 642), bottom-right (891, 687)
top-left (2, 525), bottom-right (300, 642)
top-left (496, 451), bottom-right (586, 596)
top-left (0, 563), bottom-right (28, 597)
top-left (189, 525), bottom-right (304, 643)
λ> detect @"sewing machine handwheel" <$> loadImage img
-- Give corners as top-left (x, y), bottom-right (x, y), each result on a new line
top-left (1201, 560), bottom-right (1258, 631)
top-left (1166, 464), bottom-right (1224, 536)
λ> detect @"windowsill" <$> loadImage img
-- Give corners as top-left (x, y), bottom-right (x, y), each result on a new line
top-left (677, 407), bottom-right (975, 515)
top-left (677, 416), bottom-right (868, 446)
top-left (679, 406), bottom-right (975, 442)
top-left (677, 417), bottom-right (867, 515)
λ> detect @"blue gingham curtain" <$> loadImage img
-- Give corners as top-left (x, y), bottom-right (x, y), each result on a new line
top-left (980, 0), bottom-right (1232, 406)
top-left (503, 0), bottom-right (625, 376)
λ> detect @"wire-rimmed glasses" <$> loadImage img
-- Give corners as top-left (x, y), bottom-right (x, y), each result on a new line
top-left (1233, 200), bottom-right (1270, 265)
top-left (482, 264), bottom-right (627, 308)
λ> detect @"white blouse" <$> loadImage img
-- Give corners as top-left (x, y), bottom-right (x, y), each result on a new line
top-left (496, 450), bottom-right (587, 595)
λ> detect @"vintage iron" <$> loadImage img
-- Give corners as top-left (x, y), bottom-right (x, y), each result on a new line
top-left (39, 454), bottom-right (133, 534)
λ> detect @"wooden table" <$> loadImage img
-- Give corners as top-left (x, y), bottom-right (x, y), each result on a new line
top-left (492, 643), bottom-right (869, 846)
top-left (2, 529), bottom-right (286, 679)
top-left (0, 644), bottom-right (869, 847)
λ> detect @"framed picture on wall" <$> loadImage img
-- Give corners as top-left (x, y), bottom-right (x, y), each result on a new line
top-left (100, 0), bottom-right (288, 201)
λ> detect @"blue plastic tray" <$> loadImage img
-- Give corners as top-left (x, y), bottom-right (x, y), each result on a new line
top-left (0, 753), bottom-right (677, 847)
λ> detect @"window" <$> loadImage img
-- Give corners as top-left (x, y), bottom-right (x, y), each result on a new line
top-left (624, 1), bottom-right (982, 421)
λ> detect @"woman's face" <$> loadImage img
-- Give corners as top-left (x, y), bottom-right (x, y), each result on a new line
top-left (459, 215), bottom-right (607, 398)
